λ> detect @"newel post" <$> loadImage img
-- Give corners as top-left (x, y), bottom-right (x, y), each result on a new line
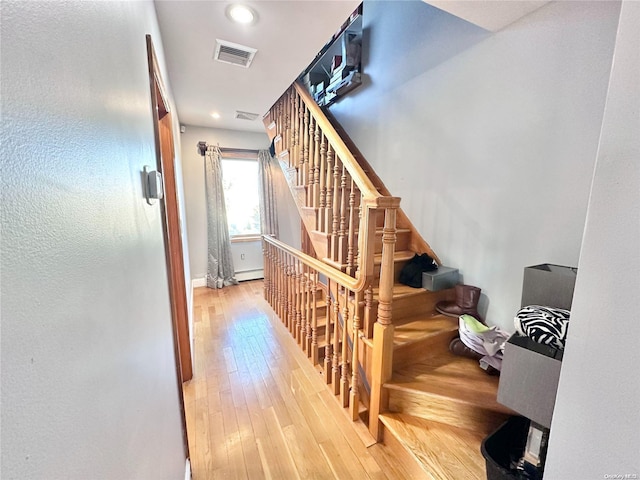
top-left (368, 198), bottom-right (400, 441)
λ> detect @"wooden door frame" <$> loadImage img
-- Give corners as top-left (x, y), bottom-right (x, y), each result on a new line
top-left (146, 34), bottom-right (191, 458)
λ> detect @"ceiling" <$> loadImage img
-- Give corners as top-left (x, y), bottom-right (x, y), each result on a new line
top-left (154, 0), bottom-right (360, 133)
top-left (424, 0), bottom-right (549, 32)
top-left (154, 0), bottom-right (549, 134)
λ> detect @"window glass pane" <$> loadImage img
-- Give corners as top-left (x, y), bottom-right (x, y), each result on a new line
top-left (221, 159), bottom-right (260, 236)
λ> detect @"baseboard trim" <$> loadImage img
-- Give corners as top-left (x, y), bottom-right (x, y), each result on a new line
top-left (192, 272), bottom-right (263, 287)
top-left (184, 458), bottom-right (191, 480)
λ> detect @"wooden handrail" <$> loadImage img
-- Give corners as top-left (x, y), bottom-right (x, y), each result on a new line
top-left (264, 235), bottom-right (359, 289)
top-left (293, 81), bottom-right (382, 201)
top-left (263, 195), bottom-right (399, 291)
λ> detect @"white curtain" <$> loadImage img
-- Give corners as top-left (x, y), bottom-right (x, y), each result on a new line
top-left (204, 146), bottom-right (237, 288)
top-left (258, 149), bottom-right (279, 237)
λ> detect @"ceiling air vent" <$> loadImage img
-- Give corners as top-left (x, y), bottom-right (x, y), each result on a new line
top-left (235, 110), bottom-right (260, 121)
top-left (214, 39), bottom-right (257, 68)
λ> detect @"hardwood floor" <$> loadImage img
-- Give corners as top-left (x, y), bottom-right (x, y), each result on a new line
top-left (184, 280), bottom-right (414, 479)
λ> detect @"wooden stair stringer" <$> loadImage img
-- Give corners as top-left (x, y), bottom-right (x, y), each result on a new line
top-left (274, 155), bottom-right (332, 258)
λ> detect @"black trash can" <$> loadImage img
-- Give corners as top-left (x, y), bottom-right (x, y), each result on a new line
top-left (481, 416), bottom-right (537, 480)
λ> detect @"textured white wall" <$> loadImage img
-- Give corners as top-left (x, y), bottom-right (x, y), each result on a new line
top-left (545, 2), bottom-right (640, 477)
top-left (1, 1), bottom-right (186, 479)
top-left (329, 0), bottom-right (620, 330)
top-left (180, 125), bottom-right (300, 280)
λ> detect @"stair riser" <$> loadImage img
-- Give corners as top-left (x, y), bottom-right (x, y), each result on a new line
top-left (391, 288), bottom-right (455, 319)
top-left (379, 423), bottom-right (431, 480)
top-left (367, 288), bottom-right (455, 325)
top-left (387, 389), bottom-right (509, 435)
top-left (373, 259), bottom-right (408, 283)
top-left (393, 330), bottom-right (459, 370)
top-left (374, 230), bottom-right (410, 254)
top-left (308, 229), bottom-right (330, 259)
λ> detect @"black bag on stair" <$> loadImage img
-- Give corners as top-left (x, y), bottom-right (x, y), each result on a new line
top-left (399, 253), bottom-right (438, 288)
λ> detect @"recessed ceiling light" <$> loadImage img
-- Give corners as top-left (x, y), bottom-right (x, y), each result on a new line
top-left (211, 112), bottom-right (221, 119)
top-left (226, 4), bottom-right (257, 25)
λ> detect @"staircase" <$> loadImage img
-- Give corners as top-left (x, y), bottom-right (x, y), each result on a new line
top-left (261, 81), bottom-right (511, 479)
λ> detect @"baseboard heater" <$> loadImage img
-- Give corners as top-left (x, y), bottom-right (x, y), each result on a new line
top-left (235, 268), bottom-right (264, 282)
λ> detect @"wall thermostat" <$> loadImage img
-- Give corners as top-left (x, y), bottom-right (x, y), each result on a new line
top-left (143, 165), bottom-right (164, 205)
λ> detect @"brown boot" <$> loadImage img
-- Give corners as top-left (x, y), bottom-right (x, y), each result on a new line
top-left (449, 337), bottom-right (483, 360)
top-left (436, 284), bottom-right (482, 321)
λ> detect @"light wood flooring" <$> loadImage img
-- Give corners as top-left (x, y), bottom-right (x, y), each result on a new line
top-left (184, 280), bottom-right (415, 480)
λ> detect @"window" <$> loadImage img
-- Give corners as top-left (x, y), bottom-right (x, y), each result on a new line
top-left (221, 158), bottom-right (260, 238)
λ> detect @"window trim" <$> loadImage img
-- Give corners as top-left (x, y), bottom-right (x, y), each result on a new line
top-left (230, 234), bottom-right (262, 243)
top-left (220, 152), bottom-right (261, 239)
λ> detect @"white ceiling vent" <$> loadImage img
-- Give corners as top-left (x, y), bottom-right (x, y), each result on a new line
top-left (235, 110), bottom-right (260, 121)
top-left (214, 39), bottom-right (257, 68)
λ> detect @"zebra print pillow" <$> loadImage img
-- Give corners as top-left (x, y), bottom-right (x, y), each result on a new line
top-left (514, 305), bottom-right (571, 350)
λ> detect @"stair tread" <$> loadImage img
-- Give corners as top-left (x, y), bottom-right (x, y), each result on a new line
top-left (373, 250), bottom-right (414, 264)
top-left (378, 283), bottom-right (428, 296)
top-left (393, 314), bottom-right (459, 347)
top-left (387, 350), bottom-right (512, 415)
top-left (379, 412), bottom-right (486, 480)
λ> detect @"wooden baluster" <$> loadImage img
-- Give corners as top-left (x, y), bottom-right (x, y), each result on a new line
top-left (290, 256), bottom-right (296, 333)
top-left (340, 287), bottom-right (350, 406)
top-left (282, 90), bottom-right (291, 150)
top-left (300, 100), bottom-right (308, 187)
top-left (276, 102), bottom-right (282, 144)
top-left (291, 258), bottom-right (296, 337)
top-left (312, 121), bottom-right (321, 209)
top-left (318, 135), bottom-right (327, 232)
top-left (301, 265), bottom-right (309, 352)
top-left (346, 180), bottom-right (358, 276)
top-left (306, 116), bottom-right (315, 206)
top-left (331, 283), bottom-right (341, 395)
top-left (293, 94), bottom-right (300, 171)
top-left (284, 253), bottom-right (292, 329)
top-left (277, 248), bottom-right (283, 319)
top-left (364, 285), bottom-right (373, 339)
top-left (296, 260), bottom-right (304, 344)
top-left (338, 165), bottom-right (349, 265)
top-left (323, 279), bottom-right (333, 384)
top-left (330, 152), bottom-right (341, 261)
top-left (311, 270), bottom-right (319, 364)
top-left (262, 240), bottom-right (268, 301)
top-left (305, 267), bottom-right (313, 355)
top-left (284, 92), bottom-right (289, 142)
top-left (325, 145), bottom-right (334, 237)
top-left (286, 90), bottom-right (293, 166)
top-left (293, 93), bottom-right (300, 181)
top-left (280, 250), bottom-right (286, 320)
top-left (273, 246), bottom-right (278, 315)
top-left (350, 291), bottom-right (362, 420)
top-left (354, 198), bottom-right (364, 279)
top-left (369, 203), bottom-right (399, 441)
top-left (270, 244), bottom-right (275, 306)
top-left (283, 253), bottom-right (289, 324)
top-left (293, 259), bottom-right (299, 340)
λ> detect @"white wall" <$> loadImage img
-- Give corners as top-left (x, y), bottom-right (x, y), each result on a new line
top-left (1, 1), bottom-right (186, 479)
top-left (329, 0), bottom-right (620, 330)
top-left (180, 125), bottom-right (300, 281)
top-left (546, 2), bottom-right (640, 477)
